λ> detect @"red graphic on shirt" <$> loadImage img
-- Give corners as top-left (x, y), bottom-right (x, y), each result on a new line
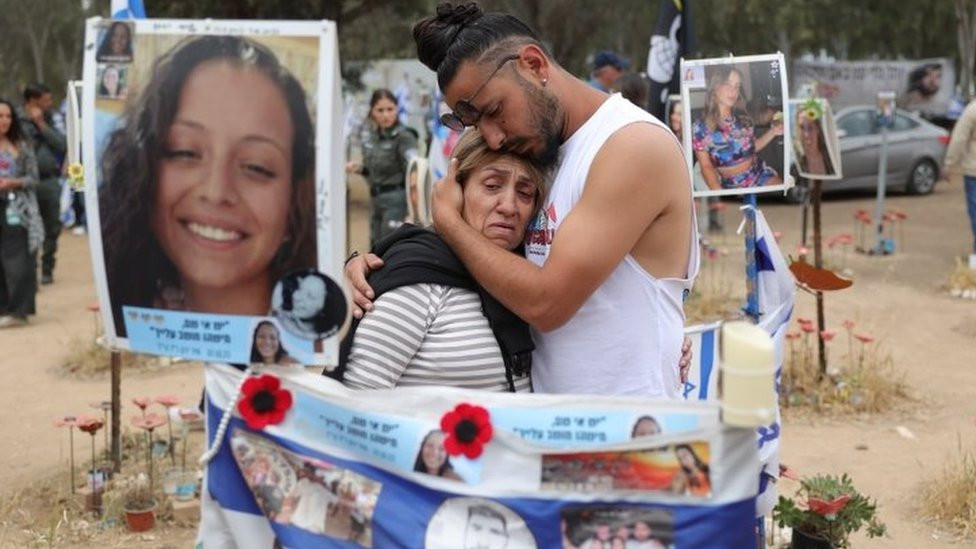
top-left (525, 202), bottom-right (557, 247)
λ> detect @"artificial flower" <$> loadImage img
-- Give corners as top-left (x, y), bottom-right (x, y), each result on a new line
top-left (131, 412), bottom-right (167, 432)
top-left (440, 403), bottom-right (493, 459)
top-left (53, 415), bottom-right (79, 428)
top-left (807, 494), bottom-right (852, 518)
top-left (132, 397), bottom-right (151, 414)
top-left (854, 333), bottom-right (874, 344)
top-left (77, 416), bottom-right (104, 434)
top-left (238, 374), bottom-right (293, 430)
top-left (155, 395), bottom-right (181, 408)
top-left (820, 330), bottom-right (836, 341)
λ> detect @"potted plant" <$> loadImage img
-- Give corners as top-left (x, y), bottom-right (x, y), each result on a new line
top-left (106, 474), bottom-right (159, 532)
top-left (773, 473), bottom-right (886, 548)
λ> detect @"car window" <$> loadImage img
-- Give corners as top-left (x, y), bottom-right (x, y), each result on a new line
top-left (892, 114), bottom-right (918, 132)
top-left (838, 111), bottom-right (876, 137)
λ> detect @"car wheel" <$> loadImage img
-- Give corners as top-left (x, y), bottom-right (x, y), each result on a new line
top-left (906, 159), bottom-right (938, 195)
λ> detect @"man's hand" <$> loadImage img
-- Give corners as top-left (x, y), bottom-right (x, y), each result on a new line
top-left (679, 336), bottom-right (693, 384)
top-left (344, 252), bottom-right (384, 319)
top-left (430, 158), bottom-right (464, 234)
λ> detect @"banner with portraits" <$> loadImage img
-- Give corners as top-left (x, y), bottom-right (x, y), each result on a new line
top-left (788, 98), bottom-right (843, 180)
top-left (679, 54), bottom-right (793, 198)
top-left (82, 18), bottom-right (347, 366)
top-left (198, 364), bottom-right (760, 548)
top-left (792, 58), bottom-right (954, 118)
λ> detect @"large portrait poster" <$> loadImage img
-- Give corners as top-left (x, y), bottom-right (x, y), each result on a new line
top-left (82, 18), bottom-right (346, 366)
top-left (789, 98), bottom-right (842, 180)
top-left (680, 54), bottom-right (792, 198)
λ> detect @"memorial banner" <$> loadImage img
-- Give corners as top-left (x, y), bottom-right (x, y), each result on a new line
top-left (198, 365), bottom-right (760, 548)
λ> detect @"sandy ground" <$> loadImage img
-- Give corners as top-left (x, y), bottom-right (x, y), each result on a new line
top-left (1, 176), bottom-right (974, 547)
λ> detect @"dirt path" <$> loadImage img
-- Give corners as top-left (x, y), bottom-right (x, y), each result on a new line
top-left (1, 177), bottom-right (974, 547)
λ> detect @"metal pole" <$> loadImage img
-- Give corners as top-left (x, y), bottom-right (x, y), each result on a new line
top-left (742, 194), bottom-right (760, 323)
top-left (872, 125), bottom-right (889, 254)
top-left (812, 180), bottom-right (827, 379)
top-left (111, 351), bottom-right (122, 473)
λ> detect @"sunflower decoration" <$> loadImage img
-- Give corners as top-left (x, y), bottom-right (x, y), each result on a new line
top-left (67, 162), bottom-right (85, 190)
top-left (800, 98), bottom-right (823, 121)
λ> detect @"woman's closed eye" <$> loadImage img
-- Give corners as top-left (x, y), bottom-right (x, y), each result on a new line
top-left (241, 159), bottom-right (277, 179)
top-left (163, 147), bottom-right (200, 161)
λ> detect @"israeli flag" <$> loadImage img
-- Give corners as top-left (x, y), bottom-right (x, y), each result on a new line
top-left (110, 0), bottom-right (146, 18)
top-left (752, 207), bottom-right (795, 516)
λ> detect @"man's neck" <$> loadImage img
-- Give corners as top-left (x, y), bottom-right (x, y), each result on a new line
top-left (558, 74), bottom-right (611, 142)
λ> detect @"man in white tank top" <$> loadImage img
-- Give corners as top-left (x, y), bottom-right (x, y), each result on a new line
top-left (347, 3), bottom-right (698, 398)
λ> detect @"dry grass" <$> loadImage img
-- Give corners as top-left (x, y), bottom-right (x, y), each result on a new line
top-left (686, 239), bottom-right (743, 324)
top-left (59, 336), bottom-right (189, 380)
top-left (947, 258), bottom-right (976, 297)
top-left (780, 325), bottom-right (910, 415)
top-left (919, 437), bottom-right (976, 540)
top-left (0, 430), bottom-right (202, 548)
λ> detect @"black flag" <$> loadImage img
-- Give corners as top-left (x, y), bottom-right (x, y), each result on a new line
top-left (645, 0), bottom-right (695, 120)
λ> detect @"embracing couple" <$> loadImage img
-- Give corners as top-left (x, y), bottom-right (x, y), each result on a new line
top-left (338, 2), bottom-right (699, 400)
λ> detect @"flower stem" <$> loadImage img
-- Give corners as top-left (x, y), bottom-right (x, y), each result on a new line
top-left (167, 413), bottom-right (175, 466)
top-left (69, 427), bottom-right (76, 494)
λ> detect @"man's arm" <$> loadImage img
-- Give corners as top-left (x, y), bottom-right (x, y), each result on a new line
top-left (433, 123), bottom-right (688, 332)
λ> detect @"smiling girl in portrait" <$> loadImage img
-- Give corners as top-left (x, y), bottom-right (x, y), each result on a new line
top-left (98, 36), bottom-right (316, 337)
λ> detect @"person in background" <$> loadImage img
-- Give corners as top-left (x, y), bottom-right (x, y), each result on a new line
top-left (20, 84), bottom-right (66, 285)
top-left (589, 50), bottom-right (629, 93)
top-left (611, 73), bottom-right (649, 110)
top-left (943, 97), bottom-right (976, 255)
top-left (0, 98), bottom-right (43, 328)
top-left (345, 89), bottom-right (419, 248)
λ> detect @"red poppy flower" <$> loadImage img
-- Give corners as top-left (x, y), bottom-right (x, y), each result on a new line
top-left (807, 494), bottom-right (851, 517)
top-left (820, 330), bottom-right (836, 341)
top-left (77, 416), bottom-right (104, 434)
top-left (131, 412), bottom-right (167, 432)
top-left (842, 319), bottom-right (855, 331)
top-left (854, 333), bottom-right (874, 343)
top-left (238, 374), bottom-right (293, 430)
top-left (800, 323), bottom-right (816, 334)
top-left (440, 403), bottom-right (493, 459)
top-left (785, 331), bottom-right (801, 340)
top-left (827, 233), bottom-right (854, 248)
top-left (155, 395), bottom-right (181, 408)
top-left (132, 397), bottom-right (150, 411)
top-left (888, 209), bottom-right (907, 220)
top-left (797, 317), bottom-right (813, 326)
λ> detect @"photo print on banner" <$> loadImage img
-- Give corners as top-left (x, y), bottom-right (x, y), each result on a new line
top-left (82, 18), bottom-right (347, 365)
top-left (680, 53), bottom-right (793, 197)
top-left (789, 98), bottom-right (843, 180)
top-left (230, 429), bottom-right (382, 547)
top-left (561, 506), bottom-right (674, 549)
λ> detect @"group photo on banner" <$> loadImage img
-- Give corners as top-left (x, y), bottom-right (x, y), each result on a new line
top-left (82, 18), bottom-right (348, 366)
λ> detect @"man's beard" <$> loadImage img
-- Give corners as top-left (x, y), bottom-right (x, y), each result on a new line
top-left (501, 81), bottom-right (563, 169)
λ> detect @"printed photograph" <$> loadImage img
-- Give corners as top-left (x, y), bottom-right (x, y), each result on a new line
top-left (680, 54), bottom-right (792, 197)
top-left (231, 429), bottom-right (383, 547)
top-left (789, 98), bottom-right (842, 180)
top-left (85, 21), bottom-right (330, 357)
top-left (425, 496), bottom-right (537, 549)
top-left (561, 506), bottom-right (674, 549)
top-left (541, 441), bottom-right (712, 496)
